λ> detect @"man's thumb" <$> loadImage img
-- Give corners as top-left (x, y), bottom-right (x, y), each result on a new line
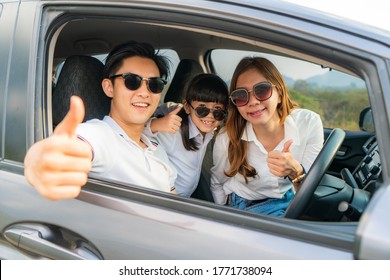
top-left (54, 95), bottom-right (85, 137)
top-left (169, 104), bottom-right (183, 115)
top-left (282, 139), bottom-right (293, 152)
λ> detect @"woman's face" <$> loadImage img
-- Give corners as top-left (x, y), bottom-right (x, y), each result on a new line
top-left (234, 68), bottom-right (281, 128)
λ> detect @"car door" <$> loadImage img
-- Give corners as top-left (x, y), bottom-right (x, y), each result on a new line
top-left (1, 0), bottom-right (389, 260)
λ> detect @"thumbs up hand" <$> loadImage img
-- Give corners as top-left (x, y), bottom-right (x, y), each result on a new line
top-left (266, 139), bottom-right (302, 179)
top-left (282, 140), bottom-right (293, 153)
top-left (24, 96), bottom-right (92, 200)
top-left (150, 104), bottom-right (183, 134)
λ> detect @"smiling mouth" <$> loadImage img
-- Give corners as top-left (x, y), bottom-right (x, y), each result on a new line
top-left (201, 120), bottom-right (215, 125)
top-left (132, 102), bottom-right (149, 108)
top-left (248, 108), bottom-right (266, 116)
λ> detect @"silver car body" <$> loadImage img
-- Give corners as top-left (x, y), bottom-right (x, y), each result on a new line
top-left (0, 0), bottom-right (389, 259)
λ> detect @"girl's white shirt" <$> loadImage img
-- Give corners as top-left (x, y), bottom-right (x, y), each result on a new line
top-left (144, 115), bottom-right (214, 197)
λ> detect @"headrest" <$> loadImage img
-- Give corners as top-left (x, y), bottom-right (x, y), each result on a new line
top-left (52, 55), bottom-right (111, 127)
top-left (164, 59), bottom-right (203, 103)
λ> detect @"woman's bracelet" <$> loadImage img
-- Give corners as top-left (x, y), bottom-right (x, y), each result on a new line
top-left (292, 174), bottom-right (306, 184)
top-left (285, 164), bottom-right (307, 184)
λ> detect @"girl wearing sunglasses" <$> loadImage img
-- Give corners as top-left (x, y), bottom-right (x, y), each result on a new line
top-left (145, 73), bottom-right (229, 197)
top-left (210, 57), bottom-right (324, 216)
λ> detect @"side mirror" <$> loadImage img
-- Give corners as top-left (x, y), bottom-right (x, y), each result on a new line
top-left (359, 107), bottom-right (375, 132)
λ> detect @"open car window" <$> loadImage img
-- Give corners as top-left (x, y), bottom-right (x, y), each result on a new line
top-left (46, 12), bottom-right (378, 223)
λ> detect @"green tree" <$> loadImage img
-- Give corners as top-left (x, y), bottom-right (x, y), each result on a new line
top-left (289, 81), bottom-right (369, 131)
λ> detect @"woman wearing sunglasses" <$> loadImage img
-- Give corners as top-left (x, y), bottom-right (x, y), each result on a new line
top-left (145, 73), bottom-right (229, 197)
top-left (210, 57), bottom-right (324, 216)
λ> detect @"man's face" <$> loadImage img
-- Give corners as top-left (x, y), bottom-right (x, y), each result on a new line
top-left (104, 56), bottom-right (162, 129)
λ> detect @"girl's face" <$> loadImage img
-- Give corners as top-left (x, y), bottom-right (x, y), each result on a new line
top-left (184, 100), bottom-right (226, 135)
top-left (234, 68), bottom-right (281, 128)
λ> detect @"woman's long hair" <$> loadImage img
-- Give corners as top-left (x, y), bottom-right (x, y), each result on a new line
top-left (225, 57), bottom-right (297, 182)
top-left (179, 73), bottom-right (228, 151)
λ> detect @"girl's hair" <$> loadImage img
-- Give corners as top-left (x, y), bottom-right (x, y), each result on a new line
top-left (225, 57), bottom-right (297, 182)
top-left (179, 73), bottom-right (228, 151)
top-left (103, 40), bottom-right (170, 79)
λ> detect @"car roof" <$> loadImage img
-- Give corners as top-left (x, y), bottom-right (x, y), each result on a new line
top-left (45, 0), bottom-right (389, 62)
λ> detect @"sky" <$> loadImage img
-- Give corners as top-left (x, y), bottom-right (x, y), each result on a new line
top-left (283, 0), bottom-right (389, 31)
top-left (212, 51), bottom-right (330, 81)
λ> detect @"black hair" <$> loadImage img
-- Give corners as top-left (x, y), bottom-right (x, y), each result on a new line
top-left (103, 40), bottom-right (170, 79)
top-left (178, 73), bottom-right (229, 151)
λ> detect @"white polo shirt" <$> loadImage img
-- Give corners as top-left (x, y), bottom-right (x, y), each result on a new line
top-left (145, 115), bottom-right (214, 197)
top-left (76, 116), bottom-right (176, 192)
top-left (210, 108), bottom-right (324, 204)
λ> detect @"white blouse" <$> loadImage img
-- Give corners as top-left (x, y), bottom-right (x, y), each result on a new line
top-left (144, 115), bottom-right (214, 197)
top-left (210, 109), bottom-right (324, 204)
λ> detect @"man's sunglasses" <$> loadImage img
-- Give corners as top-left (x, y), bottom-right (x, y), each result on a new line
top-left (109, 73), bottom-right (167, 94)
top-left (189, 103), bottom-right (226, 121)
top-left (230, 81), bottom-right (275, 107)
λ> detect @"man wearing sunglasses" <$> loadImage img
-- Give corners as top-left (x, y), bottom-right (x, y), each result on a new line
top-left (24, 41), bottom-right (177, 200)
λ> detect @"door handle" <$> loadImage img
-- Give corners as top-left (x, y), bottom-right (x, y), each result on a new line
top-left (336, 146), bottom-right (348, 157)
top-left (4, 223), bottom-right (102, 260)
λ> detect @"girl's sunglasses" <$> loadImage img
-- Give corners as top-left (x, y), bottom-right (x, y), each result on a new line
top-left (230, 81), bottom-right (275, 107)
top-left (189, 104), bottom-right (226, 121)
top-left (109, 73), bottom-right (167, 94)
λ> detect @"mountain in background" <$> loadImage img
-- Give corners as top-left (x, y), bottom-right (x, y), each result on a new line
top-left (284, 76), bottom-right (295, 87)
top-left (284, 70), bottom-right (366, 89)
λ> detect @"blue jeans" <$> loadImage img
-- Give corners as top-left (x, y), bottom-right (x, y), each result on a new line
top-left (228, 188), bottom-right (294, 217)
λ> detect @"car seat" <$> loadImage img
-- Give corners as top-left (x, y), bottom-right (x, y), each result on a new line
top-left (52, 55), bottom-right (111, 128)
top-left (164, 58), bottom-right (203, 103)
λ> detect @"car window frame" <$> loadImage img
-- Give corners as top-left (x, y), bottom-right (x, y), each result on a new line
top-left (31, 1), bottom-right (390, 259)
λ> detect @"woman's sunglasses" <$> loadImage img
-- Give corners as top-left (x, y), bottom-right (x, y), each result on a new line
top-left (230, 81), bottom-right (275, 107)
top-left (189, 104), bottom-right (226, 121)
top-left (109, 73), bottom-right (167, 94)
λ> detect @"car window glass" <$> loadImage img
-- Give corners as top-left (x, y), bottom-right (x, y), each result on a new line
top-left (211, 49), bottom-right (370, 132)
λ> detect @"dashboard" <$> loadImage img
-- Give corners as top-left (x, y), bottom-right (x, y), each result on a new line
top-left (352, 136), bottom-right (381, 192)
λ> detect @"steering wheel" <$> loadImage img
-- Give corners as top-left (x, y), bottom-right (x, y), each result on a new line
top-left (284, 128), bottom-right (346, 219)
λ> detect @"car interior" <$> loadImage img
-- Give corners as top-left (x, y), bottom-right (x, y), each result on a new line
top-left (52, 55), bottom-right (111, 127)
top-left (46, 11), bottom-right (380, 223)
